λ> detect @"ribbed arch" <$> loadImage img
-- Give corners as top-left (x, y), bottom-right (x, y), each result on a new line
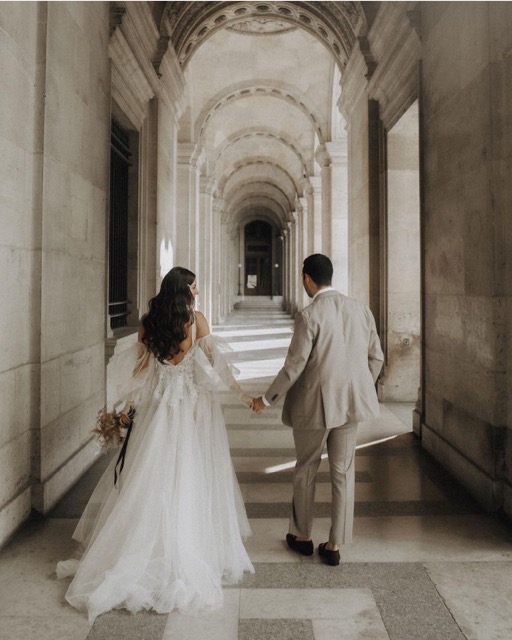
top-left (195, 82), bottom-right (325, 144)
top-left (214, 130), bottom-right (308, 175)
top-left (164, 1), bottom-right (367, 69)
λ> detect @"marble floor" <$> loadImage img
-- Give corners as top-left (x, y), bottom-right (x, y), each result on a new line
top-left (2, 299), bottom-right (512, 640)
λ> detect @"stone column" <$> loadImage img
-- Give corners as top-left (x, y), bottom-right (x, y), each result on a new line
top-left (339, 39), bottom-right (372, 305)
top-left (228, 227), bottom-right (238, 313)
top-left (326, 139), bottom-right (349, 294)
top-left (309, 176), bottom-right (323, 254)
top-left (175, 143), bottom-right (200, 271)
top-left (219, 211), bottom-right (230, 322)
top-left (237, 227), bottom-right (244, 300)
top-left (210, 199), bottom-right (223, 324)
top-left (282, 228), bottom-right (290, 313)
top-left (295, 200), bottom-right (308, 310)
top-left (302, 180), bottom-right (315, 256)
top-left (315, 144), bottom-right (333, 259)
top-left (199, 175), bottom-right (214, 321)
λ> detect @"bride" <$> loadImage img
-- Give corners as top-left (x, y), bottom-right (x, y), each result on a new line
top-left (57, 267), bottom-right (255, 622)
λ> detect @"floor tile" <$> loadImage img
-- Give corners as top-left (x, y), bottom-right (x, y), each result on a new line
top-left (239, 619), bottom-right (314, 640)
top-left (163, 590), bottom-right (240, 640)
top-left (313, 616), bottom-right (389, 640)
top-left (0, 615), bottom-right (91, 640)
top-left (244, 519), bottom-right (301, 563)
top-left (88, 609), bottom-right (168, 640)
top-left (424, 561), bottom-right (512, 640)
top-left (239, 588), bottom-right (377, 619)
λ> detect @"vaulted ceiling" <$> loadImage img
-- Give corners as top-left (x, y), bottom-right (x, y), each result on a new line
top-left (162, 2), bottom-right (368, 229)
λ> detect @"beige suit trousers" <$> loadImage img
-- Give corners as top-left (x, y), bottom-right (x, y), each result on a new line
top-left (289, 423), bottom-right (358, 545)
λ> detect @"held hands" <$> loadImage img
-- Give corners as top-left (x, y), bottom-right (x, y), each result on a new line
top-left (251, 397), bottom-right (266, 415)
top-left (241, 395), bottom-right (266, 414)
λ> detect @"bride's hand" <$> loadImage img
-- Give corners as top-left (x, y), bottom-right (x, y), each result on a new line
top-left (241, 394), bottom-right (254, 409)
top-left (119, 412), bottom-right (133, 426)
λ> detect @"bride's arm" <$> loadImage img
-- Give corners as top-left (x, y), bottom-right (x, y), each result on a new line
top-left (195, 311), bottom-right (210, 338)
top-left (195, 314), bottom-right (253, 407)
top-left (119, 320), bottom-right (151, 422)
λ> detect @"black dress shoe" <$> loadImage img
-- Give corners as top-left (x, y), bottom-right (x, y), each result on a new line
top-left (286, 533), bottom-right (314, 556)
top-left (318, 542), bottom-right (340, 566)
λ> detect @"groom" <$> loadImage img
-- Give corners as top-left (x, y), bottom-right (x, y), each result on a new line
top-left (252, 254), bottom-right (383, 565)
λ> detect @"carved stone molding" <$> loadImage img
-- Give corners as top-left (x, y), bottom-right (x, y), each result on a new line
top-left (109, 3), bottom-right (126, 38)
top-left (164, 1), bottom-right (367, 68)
top-left (406, 8), bottom-right (422, 39)
top-left (214, 130), bottom-right (309, 177)
top-left (338, 39), bottom-right (370, 122)
top-left (177, 142), bottom-right (199, 165)
top-left (227, 17), bottom-right (297, 35)
top-left (314, 143), bottom-right (331, 168)
top-left (366, 4), bottom-right (421, 129)
top-left (197, 84), bottom-right (324, 144)
top-left (110, 28), bottom-right (155, 128)
top-left (357, 35), bottom-right (377, 80)
top-left (152, 35), bottom-right (171, 78)
top-left (326, 140), bottom-right (348, 165)
top-left (223, 159), bottom-right (300, 195)
top-left (110, 2), bottom-right (186, 118)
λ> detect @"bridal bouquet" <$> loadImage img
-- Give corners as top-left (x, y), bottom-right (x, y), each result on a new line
top-left (92, 407), bottom-right (136, 453)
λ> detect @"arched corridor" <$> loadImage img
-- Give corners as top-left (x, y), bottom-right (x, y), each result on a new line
top-left (2, 302), bottom-right (512, 638)
top-left (2, 0), bottom-right (512, 636)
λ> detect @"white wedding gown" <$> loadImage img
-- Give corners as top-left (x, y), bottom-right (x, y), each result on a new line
top-left (57, 326), bottom-right (254, 622)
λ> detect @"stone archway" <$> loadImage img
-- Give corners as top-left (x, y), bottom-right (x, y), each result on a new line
top-left (163, 1), bottom-right (367, 69)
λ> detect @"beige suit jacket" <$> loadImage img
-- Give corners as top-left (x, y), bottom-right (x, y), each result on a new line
top-left (265, 291), bottom-right (384, 430)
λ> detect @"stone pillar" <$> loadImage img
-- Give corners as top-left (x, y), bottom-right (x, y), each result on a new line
top-left (237, 227), bottom-right (244, 300)
top-left (289, 217), bottom-right (299, 315)
top-left (211, 199), bottom-right (223, 324)
top-left (282, 229), bottom-right (290, 313)
top-left (326, 139), bottom-right (349, 294)
top-left (219, 211), bottom-right (230, 322)
top-left (199, 175), bottom-right (214, 321)
top-left (315, 144), bottom-right (333, 259)
top-left (294, 200), bottom-right (308, 310)
top-left (303, 180), bottom-right (315, 256)
top-left (175, 143), bottom-right (200, 271)
top-left (339, 40), bottom-right (372, 305)
top-left (310, 176), bottom-right (323, 254)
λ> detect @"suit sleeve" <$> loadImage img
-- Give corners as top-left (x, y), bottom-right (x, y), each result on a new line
top-left (367, 307), bottom-right (384, 383)
top-left (264, 311), bottom-right (314, 405)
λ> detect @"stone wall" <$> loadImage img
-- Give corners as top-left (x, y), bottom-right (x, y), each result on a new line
top-left (421, 2), bottom-right (512, 516)
top-left (0, 2), bottom-right (110, 544)
top-left (35, 2), bottom-right (111, 514)
top-left (0, 2), bottom-right (40, 543)
top-left (340, 1), bottom-right (512, 516)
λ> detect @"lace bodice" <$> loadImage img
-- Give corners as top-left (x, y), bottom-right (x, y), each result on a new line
top-left (153, 349), bottom-right (198, 405)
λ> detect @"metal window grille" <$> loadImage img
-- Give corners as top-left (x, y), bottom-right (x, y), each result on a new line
top-left (109, 120), bottom-right (132, 329)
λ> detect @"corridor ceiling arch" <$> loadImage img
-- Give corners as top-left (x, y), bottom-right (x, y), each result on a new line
top-left (195, 83), bottom-right (325, 144)
top-left (164, 1), bottom-right (368, 69)
top-left (213, 130), bottom-right (308, 179)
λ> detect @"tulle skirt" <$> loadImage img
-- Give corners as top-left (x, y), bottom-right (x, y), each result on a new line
top-left (57, 348), bottom-right (254, 622)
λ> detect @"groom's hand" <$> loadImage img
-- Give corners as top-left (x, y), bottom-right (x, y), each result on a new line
top-left (252, 397), bottom-right (266, 415)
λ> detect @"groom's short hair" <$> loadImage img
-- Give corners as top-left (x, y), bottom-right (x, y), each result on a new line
top-left (303, 254), bottom-right (333, 285)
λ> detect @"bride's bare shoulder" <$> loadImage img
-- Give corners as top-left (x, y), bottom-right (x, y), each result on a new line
top-left (194, 311), bottom-right (210, 338)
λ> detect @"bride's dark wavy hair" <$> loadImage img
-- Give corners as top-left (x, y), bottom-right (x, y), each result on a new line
top-left (141, 267), bottom-right (196, 363)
